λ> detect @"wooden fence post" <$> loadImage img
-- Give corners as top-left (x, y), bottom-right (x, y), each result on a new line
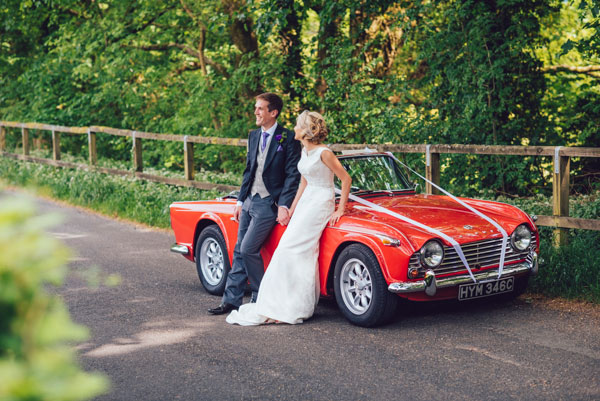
top-left (132, 131), bottom-right (143, 172)
top-left (21, 127), bottom-right (29, 156)
top-left (87, 128), bottom-right (97, 165)
top-left (52, 129), bottom-right (61, 161)
top-left (0, 125), bottom-right (5, 152)
top-left (88, 128), bottom-right (98, 166)
top-left (425, 145), bottom-right (440, 195)
top-left (184, 136), bottom-right (194, 181)
top-left (552, 147), bottom-right (570, 246)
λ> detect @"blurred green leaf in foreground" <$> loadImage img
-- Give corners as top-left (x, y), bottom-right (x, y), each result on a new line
top-left (0, 194), bottom-right (108, 401)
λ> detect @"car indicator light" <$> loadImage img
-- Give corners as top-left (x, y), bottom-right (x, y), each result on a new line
top-left (377, 235), bottom-right (400, 247)
top-left (408, 268), bottom-right (420, 279)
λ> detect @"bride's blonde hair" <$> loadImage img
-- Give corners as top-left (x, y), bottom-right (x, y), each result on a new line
top-left (296, 111), bottom-right (328, 144)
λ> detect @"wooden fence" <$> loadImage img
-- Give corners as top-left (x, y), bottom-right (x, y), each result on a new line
top-left (2, 120), bottom-right (600, 245)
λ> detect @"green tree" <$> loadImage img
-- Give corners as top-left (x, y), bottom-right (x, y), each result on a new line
top-left (540, 0), bottom-right (600, 192)
top-left (400, 0), bottom-right (554, 195)
top-left (1, 0), bottom-right (599, 194)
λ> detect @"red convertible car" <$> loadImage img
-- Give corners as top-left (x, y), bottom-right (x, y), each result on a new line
top-left (170, 152), bottom-right (539, 327)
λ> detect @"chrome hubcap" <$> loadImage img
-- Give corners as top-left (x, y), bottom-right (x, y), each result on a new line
top-left (340, 258), bottom-right (372, 315)
top-left (200, 238), bottom-right (224, 286)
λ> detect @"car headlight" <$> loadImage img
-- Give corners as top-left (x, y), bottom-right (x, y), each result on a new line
top-left (420, 240), bottom-right (444, 268)
top-left (511, 224), bottom-right (532, 251)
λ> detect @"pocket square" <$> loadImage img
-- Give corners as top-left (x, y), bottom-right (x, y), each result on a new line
top-left (277, 144), bottom-right (283, 152)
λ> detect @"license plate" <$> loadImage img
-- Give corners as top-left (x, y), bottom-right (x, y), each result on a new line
top-left (458, 277), bottom-right (514, 301)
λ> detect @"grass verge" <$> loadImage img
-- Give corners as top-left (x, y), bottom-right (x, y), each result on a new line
top-left (0, 157), bottom-right (226, 229)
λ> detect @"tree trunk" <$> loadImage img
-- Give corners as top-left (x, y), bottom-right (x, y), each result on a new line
top-left (221, 0), bottom-right (261, 95)
top-left (315, 18), bottom-right (339, 98)
top-left (277, 0), bottom-right (303, 101)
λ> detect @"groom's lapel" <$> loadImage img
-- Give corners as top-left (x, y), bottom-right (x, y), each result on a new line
top-left (263, 124), bottom-right (283, 170)
top-left (249, 129), bottom-right (260, 164)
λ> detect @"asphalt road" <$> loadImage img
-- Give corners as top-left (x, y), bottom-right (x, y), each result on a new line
top-left (4, 190), bottom-right (599, 401)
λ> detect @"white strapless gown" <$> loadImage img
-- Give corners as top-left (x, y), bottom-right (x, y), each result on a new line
top-left (226, 146), bottom-right (335, 325)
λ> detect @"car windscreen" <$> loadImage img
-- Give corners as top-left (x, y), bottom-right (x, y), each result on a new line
top-left (336, 155), bottom-right (413, 192)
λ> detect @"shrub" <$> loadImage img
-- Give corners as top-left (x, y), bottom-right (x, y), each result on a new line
top-left (530, 231), bottom-right (600, 302)
top-left (0, 193), bottom-right (109, 400)
top-left (496, 191), bottom-right (600, 302)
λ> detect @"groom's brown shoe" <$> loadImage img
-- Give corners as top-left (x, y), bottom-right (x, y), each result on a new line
top-left (207, 303), bottom-right (237, 315)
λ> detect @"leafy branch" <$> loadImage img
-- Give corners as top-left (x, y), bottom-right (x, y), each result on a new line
top-left (541, 65), bottom-right (600, 78)
top-left (122, 42), bottom-right (230, 77)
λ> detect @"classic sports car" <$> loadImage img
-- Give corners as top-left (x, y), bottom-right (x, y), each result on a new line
top-left (170, 152), bottom-right (539, 327)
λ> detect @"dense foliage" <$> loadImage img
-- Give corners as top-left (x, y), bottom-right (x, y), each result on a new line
top-left (0, 192), bottom-right (109, 400)
top-left (1, 0), bottom-right (599, 195)
top-left (498, 192), bottom-right (600, 302)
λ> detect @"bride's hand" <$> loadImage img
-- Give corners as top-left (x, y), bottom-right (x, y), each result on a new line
top-left (277, 206), bottom-right (291, 226)
top-left (329, 209), bottom-right (344, 226)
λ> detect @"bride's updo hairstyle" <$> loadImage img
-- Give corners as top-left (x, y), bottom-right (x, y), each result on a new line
top-left (296, 110), bottom-right (328, 144)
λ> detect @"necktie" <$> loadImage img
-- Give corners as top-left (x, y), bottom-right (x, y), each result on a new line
top-left (261, 131), bottom-right (269, 152)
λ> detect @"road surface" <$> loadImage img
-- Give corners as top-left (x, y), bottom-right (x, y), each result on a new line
top-left (4, 190), bottom-right (599, 401)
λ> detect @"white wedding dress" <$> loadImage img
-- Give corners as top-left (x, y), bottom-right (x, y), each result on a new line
top-left (226, 146), bottom-right (335, 325)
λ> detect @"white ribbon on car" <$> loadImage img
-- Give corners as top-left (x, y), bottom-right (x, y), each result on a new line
top-left (87, 128), bottom-right (92, 148)
top-left (386, 153), bottom-right (508, 278)
top-left (554, 146), bottom-right (562, 174)
top-left (335, 152), bottom-right (511, 282)
top-left (338, 188), bottom-right (477, 282)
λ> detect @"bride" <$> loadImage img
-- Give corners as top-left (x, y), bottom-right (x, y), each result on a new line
top-left (226, 110), bottom-right (351, 325)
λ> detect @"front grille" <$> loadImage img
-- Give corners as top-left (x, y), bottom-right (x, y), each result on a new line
top-left (409, 237), bottom-right (536, 276)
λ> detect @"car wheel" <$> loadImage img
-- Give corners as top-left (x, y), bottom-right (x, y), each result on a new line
top-left (333, 244), bottom-right (398, 327)
top-left (195, 225), bottom-right (231, 295)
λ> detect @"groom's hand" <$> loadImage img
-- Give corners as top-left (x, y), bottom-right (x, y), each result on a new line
top-left (277, 206), bottom-right (290, 226)
top-left (232, 205), bottom-right (242, 222)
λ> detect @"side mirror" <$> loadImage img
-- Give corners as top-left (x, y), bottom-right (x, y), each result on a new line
top-left (219, 190), bottom-right (240, 201)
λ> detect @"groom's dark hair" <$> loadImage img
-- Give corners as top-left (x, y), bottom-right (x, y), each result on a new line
top-left (256, 92), bottom-right (283, 118)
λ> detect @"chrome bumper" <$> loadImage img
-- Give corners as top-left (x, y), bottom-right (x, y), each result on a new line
top-left (388, 251), bottom-right (538, 297)
top-left (170, 243), bottom-right (189, 255)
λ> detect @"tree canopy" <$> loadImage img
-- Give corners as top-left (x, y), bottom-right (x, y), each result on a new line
top-left (1, 0), bottom-right (599, 195)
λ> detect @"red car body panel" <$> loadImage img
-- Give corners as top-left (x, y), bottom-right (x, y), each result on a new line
top-left (170, 192), bottom-right (539, 302)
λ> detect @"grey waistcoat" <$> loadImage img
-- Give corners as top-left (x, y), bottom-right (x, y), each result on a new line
top-left (250, 141), bottom-right (270, 198)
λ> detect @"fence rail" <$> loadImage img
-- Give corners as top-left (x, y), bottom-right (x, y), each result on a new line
top-left (2, 120), bottom-right (600, 244)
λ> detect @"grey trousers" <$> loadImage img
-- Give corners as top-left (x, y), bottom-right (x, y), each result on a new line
top-left (222, 194), bottom-right (277, 307)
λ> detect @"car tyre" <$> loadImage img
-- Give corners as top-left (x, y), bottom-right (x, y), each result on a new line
top-left (333, 244), bottom-right (398, 327)
top-left (195, 225), bottom-right (231, 295)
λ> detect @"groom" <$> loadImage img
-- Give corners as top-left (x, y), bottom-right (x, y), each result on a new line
top-left (208, 93), bottom-right (302, 315)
